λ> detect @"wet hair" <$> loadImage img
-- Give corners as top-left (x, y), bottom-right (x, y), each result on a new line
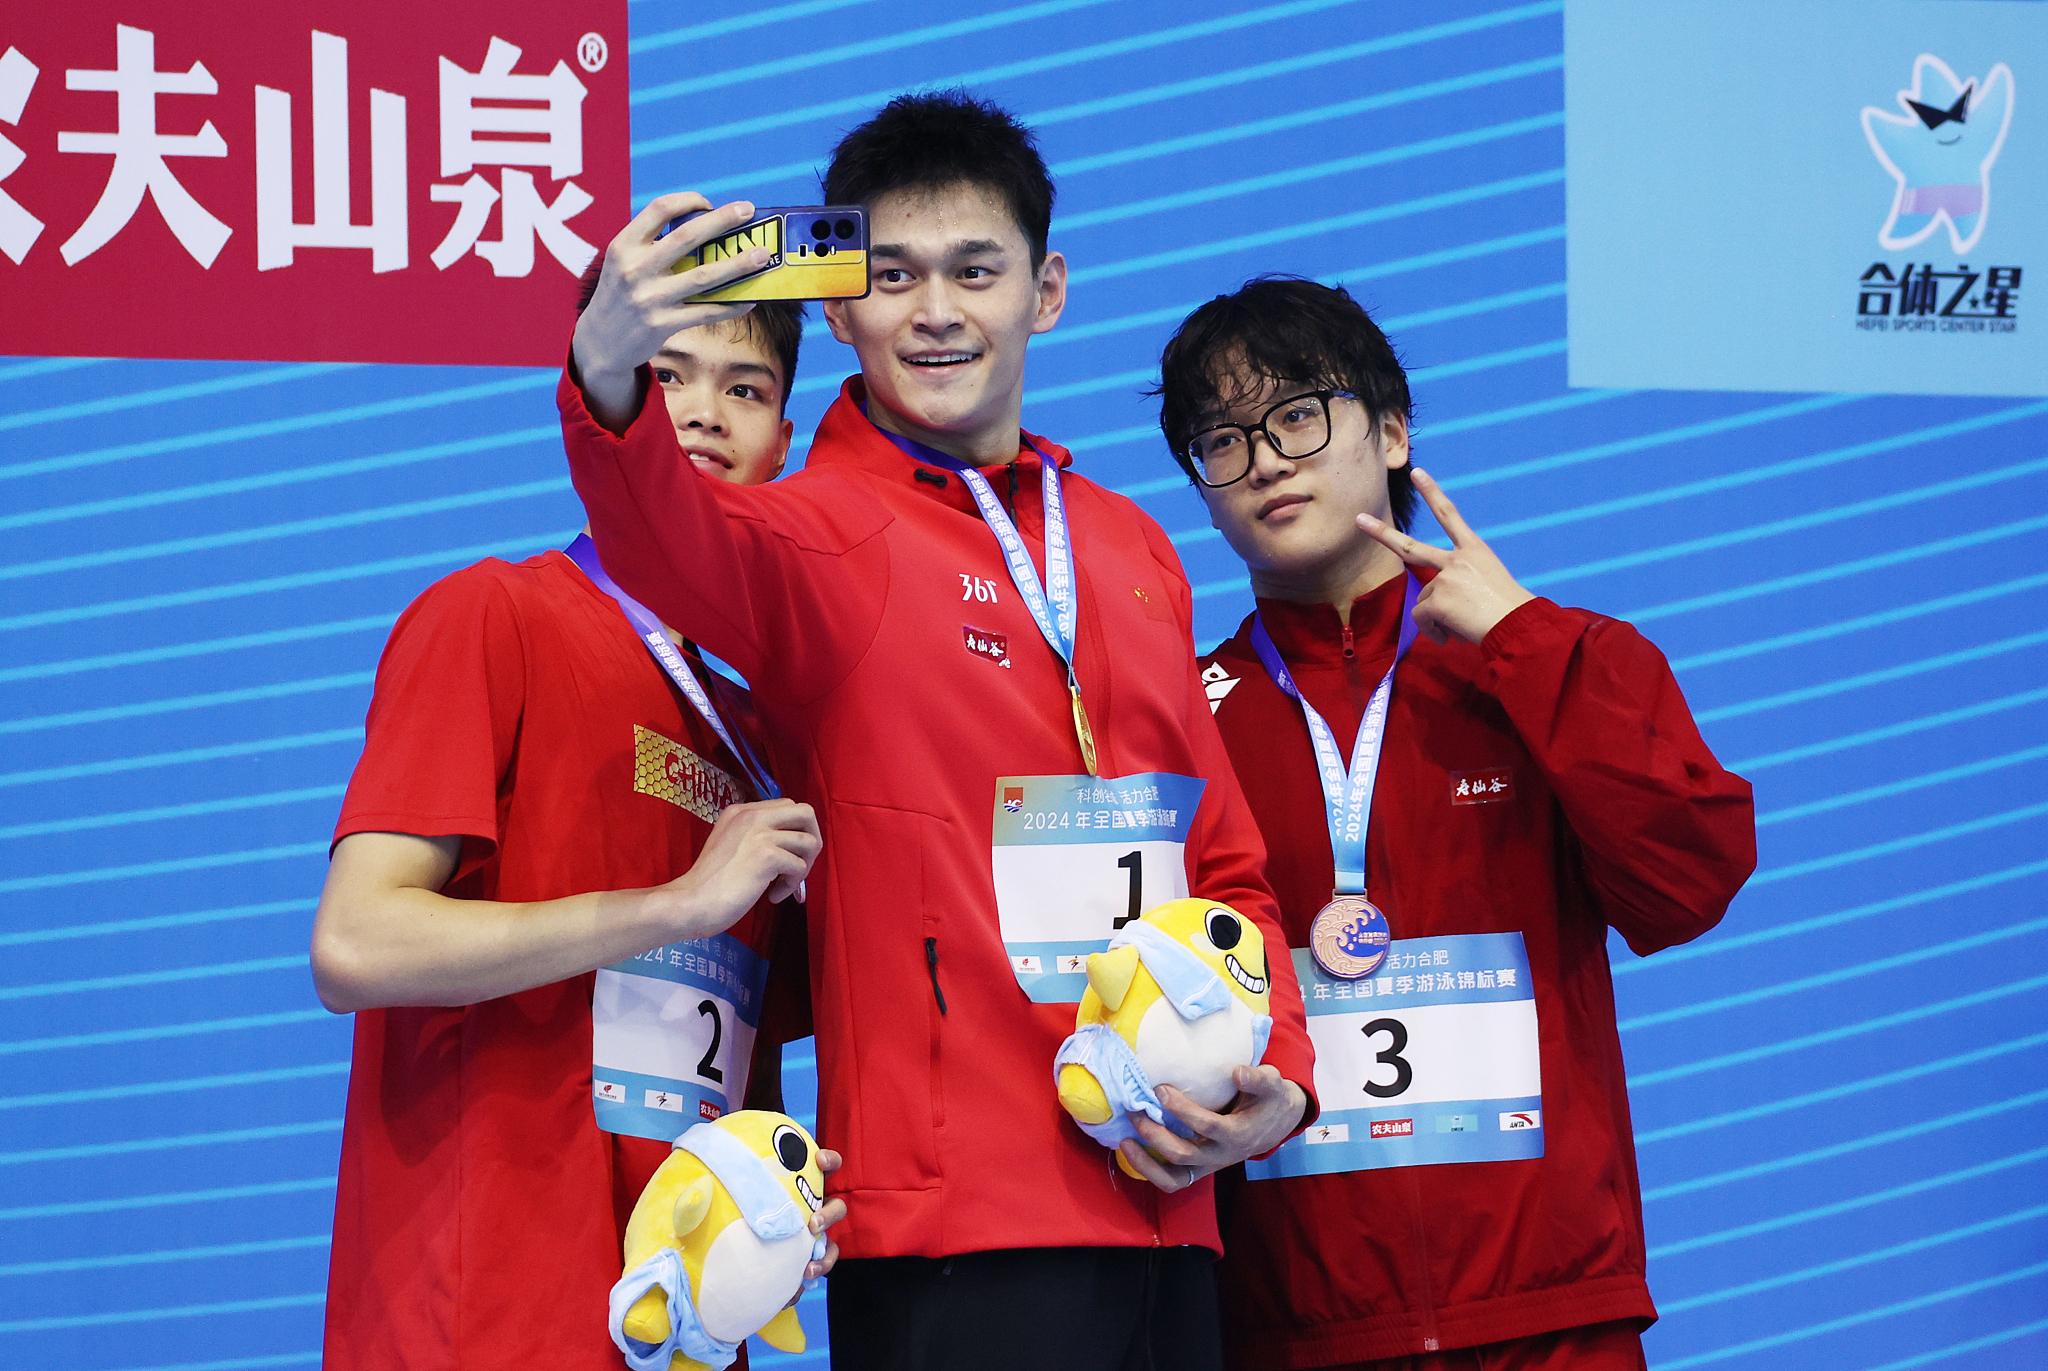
top-left (1153, 275), bottom-right (1415, 531)
top-left (823, 90), bottom-right (1054, 269)
top-left (575, 257), bottom-right (804, 413)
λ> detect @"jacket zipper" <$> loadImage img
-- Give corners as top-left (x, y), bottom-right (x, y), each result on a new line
top-left (1341, 622), bottom-right (1369, 716)
top-left (924, 936), bottom-right (948, 1015)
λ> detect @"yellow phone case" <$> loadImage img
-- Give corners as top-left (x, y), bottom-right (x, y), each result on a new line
top-left (670, 207), bottom-right (870, 303)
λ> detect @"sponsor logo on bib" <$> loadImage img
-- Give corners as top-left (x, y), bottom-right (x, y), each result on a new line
top-left (1370, 1118), bottom-right (1414, 1139)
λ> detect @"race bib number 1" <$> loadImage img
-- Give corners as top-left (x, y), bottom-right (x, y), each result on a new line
top-left (592, 933), bottom-right (769, 1142)
top-left (1247, 932), bottom-right (1543, 1179)
top-left (991, 772), bottom-right (1206, 1003)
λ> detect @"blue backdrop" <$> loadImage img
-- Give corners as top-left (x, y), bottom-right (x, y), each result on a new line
top-left (3, 2), bottom-right (2045, 1369)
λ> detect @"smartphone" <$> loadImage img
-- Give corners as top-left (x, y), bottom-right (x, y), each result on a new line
top-left (661, 206), bottom-right (870, 303)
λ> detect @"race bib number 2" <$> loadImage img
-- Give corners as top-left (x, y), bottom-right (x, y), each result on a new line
top-left (592, 933), bottom-right (769, 1143)
top-left (1247, 932), bottom-right (1543, 1179)
top-left (991, 772), bottom-right (1206, 1003)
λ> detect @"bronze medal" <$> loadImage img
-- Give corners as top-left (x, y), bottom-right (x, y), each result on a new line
top-left (1309, 894), bottom-right (1391, 979)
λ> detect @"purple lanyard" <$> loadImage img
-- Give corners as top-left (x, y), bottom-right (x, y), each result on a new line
top-left (563, 534), bottom-right (778, 800)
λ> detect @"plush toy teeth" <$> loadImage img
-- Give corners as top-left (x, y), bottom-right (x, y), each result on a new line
top-left (1225, 954), bottom-right (1268, 995)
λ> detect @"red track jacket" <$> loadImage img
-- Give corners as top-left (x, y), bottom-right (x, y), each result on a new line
top-left (1200, 574), bottom-right (1755, 1367)
top-left (560, 370), bottom-right (1316, 1260)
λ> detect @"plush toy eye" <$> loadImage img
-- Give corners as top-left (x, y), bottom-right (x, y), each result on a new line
top-left (1206, 910), bottom-right (1243, 951)
top-left (772, 1124), bottom-right (810, 1173)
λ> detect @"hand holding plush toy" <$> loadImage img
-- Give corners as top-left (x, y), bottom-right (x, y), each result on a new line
top-left (609, 1111), bottom-right (828, 1371)
top-left (1053, 898), bottom-right (1274, 1179)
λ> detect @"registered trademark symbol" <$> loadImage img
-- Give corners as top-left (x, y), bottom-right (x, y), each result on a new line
top-left (576, 32), bottom-right (609, 73)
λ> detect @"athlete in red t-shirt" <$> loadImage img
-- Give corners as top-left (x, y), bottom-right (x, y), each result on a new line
top-left (1153, 278), bottom-right (1756, 1371)
top-left (310, 300), bottom-right (842, 1371)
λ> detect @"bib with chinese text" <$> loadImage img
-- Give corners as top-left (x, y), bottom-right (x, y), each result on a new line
top-left (991, 772), bottom-right (1206, 1003)
top-left (1247, 932), bottom-right (1542, 1178)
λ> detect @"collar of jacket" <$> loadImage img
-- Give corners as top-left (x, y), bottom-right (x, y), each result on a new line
top-left (1251, 567), bottom-right (1419, 666)
top-left (810, 375), bottom-right (1074, 516)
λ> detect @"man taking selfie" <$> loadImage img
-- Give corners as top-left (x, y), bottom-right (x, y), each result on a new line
top-left (562, 93), bottom-right (1318, 1370)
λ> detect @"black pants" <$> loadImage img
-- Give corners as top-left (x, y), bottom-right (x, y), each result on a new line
top-left (826, 1245), bottom-right (1223, 1371)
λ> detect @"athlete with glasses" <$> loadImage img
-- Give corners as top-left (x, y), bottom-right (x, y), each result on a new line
top-left (1183, 389), bottom-right (1355, 488)
top-left (1154, 276), bottom-right (1757, 1371)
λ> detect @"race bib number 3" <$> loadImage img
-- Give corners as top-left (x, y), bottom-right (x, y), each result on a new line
top-left (1247, 932), bottom-right (1542, 1179)
top-left (592, 933), bottom-right (769, 1143)
top-left (992, 773), bottom-right (1206, 1003)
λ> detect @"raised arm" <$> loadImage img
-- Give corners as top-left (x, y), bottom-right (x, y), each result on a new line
top-left (560, 199), bottom-right (892, 691)
top-left (572, 194), bottom-right (771, 435)
top-left (1476, 607), bottom-right (1755, 954)
top-left (1360, 469), bottom-right (1756, 955)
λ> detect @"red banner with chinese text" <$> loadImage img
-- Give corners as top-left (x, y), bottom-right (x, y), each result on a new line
top-left (0, 2), bottom-right (627, 367)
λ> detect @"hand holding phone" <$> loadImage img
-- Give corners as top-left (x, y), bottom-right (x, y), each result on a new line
top-left (572, 192), bottom-right (774, 431)
top-left (662, 206), bottom-right (870, 303)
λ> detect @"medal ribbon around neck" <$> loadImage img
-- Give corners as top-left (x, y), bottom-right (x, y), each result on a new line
top-left (876, 424), bottom-right (1098, 775)
top-left (1249, 572), bottom-right (1421, 895)
top-left (564, 534), bottom-right (780, 801)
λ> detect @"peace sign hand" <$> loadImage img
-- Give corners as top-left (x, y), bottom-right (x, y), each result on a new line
top-left (1356, 468), bottom-right (1534, 646)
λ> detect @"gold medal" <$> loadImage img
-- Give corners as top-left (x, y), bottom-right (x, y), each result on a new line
top-left (1071, 685), bottom-right (1099, 776)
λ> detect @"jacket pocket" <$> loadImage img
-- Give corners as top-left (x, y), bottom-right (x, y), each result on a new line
top-left (825, 799), bottom-right (946, 1193)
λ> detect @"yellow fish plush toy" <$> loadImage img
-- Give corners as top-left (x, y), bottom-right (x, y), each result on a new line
top-left (608, 1110), bottom-right (827, 1371)
top-left (1053, 898), bottom-right (1274, 1177)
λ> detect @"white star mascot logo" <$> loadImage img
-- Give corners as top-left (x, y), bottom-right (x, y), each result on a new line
top-left (1861, 54), bottom-right (2014, 254)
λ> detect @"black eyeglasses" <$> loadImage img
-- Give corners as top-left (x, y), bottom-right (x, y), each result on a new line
top-left (1184, 390), bottom-right (1354, 488)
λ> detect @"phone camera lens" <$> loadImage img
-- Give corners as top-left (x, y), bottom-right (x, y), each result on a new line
top-left (811, 221), bottom-right (831, 241)
top-left (835, 218), bottom-right (856, 240)
top-left (818, 244), bottom-right (834, 256)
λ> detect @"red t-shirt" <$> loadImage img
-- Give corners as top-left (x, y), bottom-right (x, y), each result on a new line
top-left (323, 550), bottom-right (786, 1371)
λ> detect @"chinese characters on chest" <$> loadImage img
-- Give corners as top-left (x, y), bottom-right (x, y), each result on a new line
top-left (1309, 945), bottom-right (1522, 1003)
